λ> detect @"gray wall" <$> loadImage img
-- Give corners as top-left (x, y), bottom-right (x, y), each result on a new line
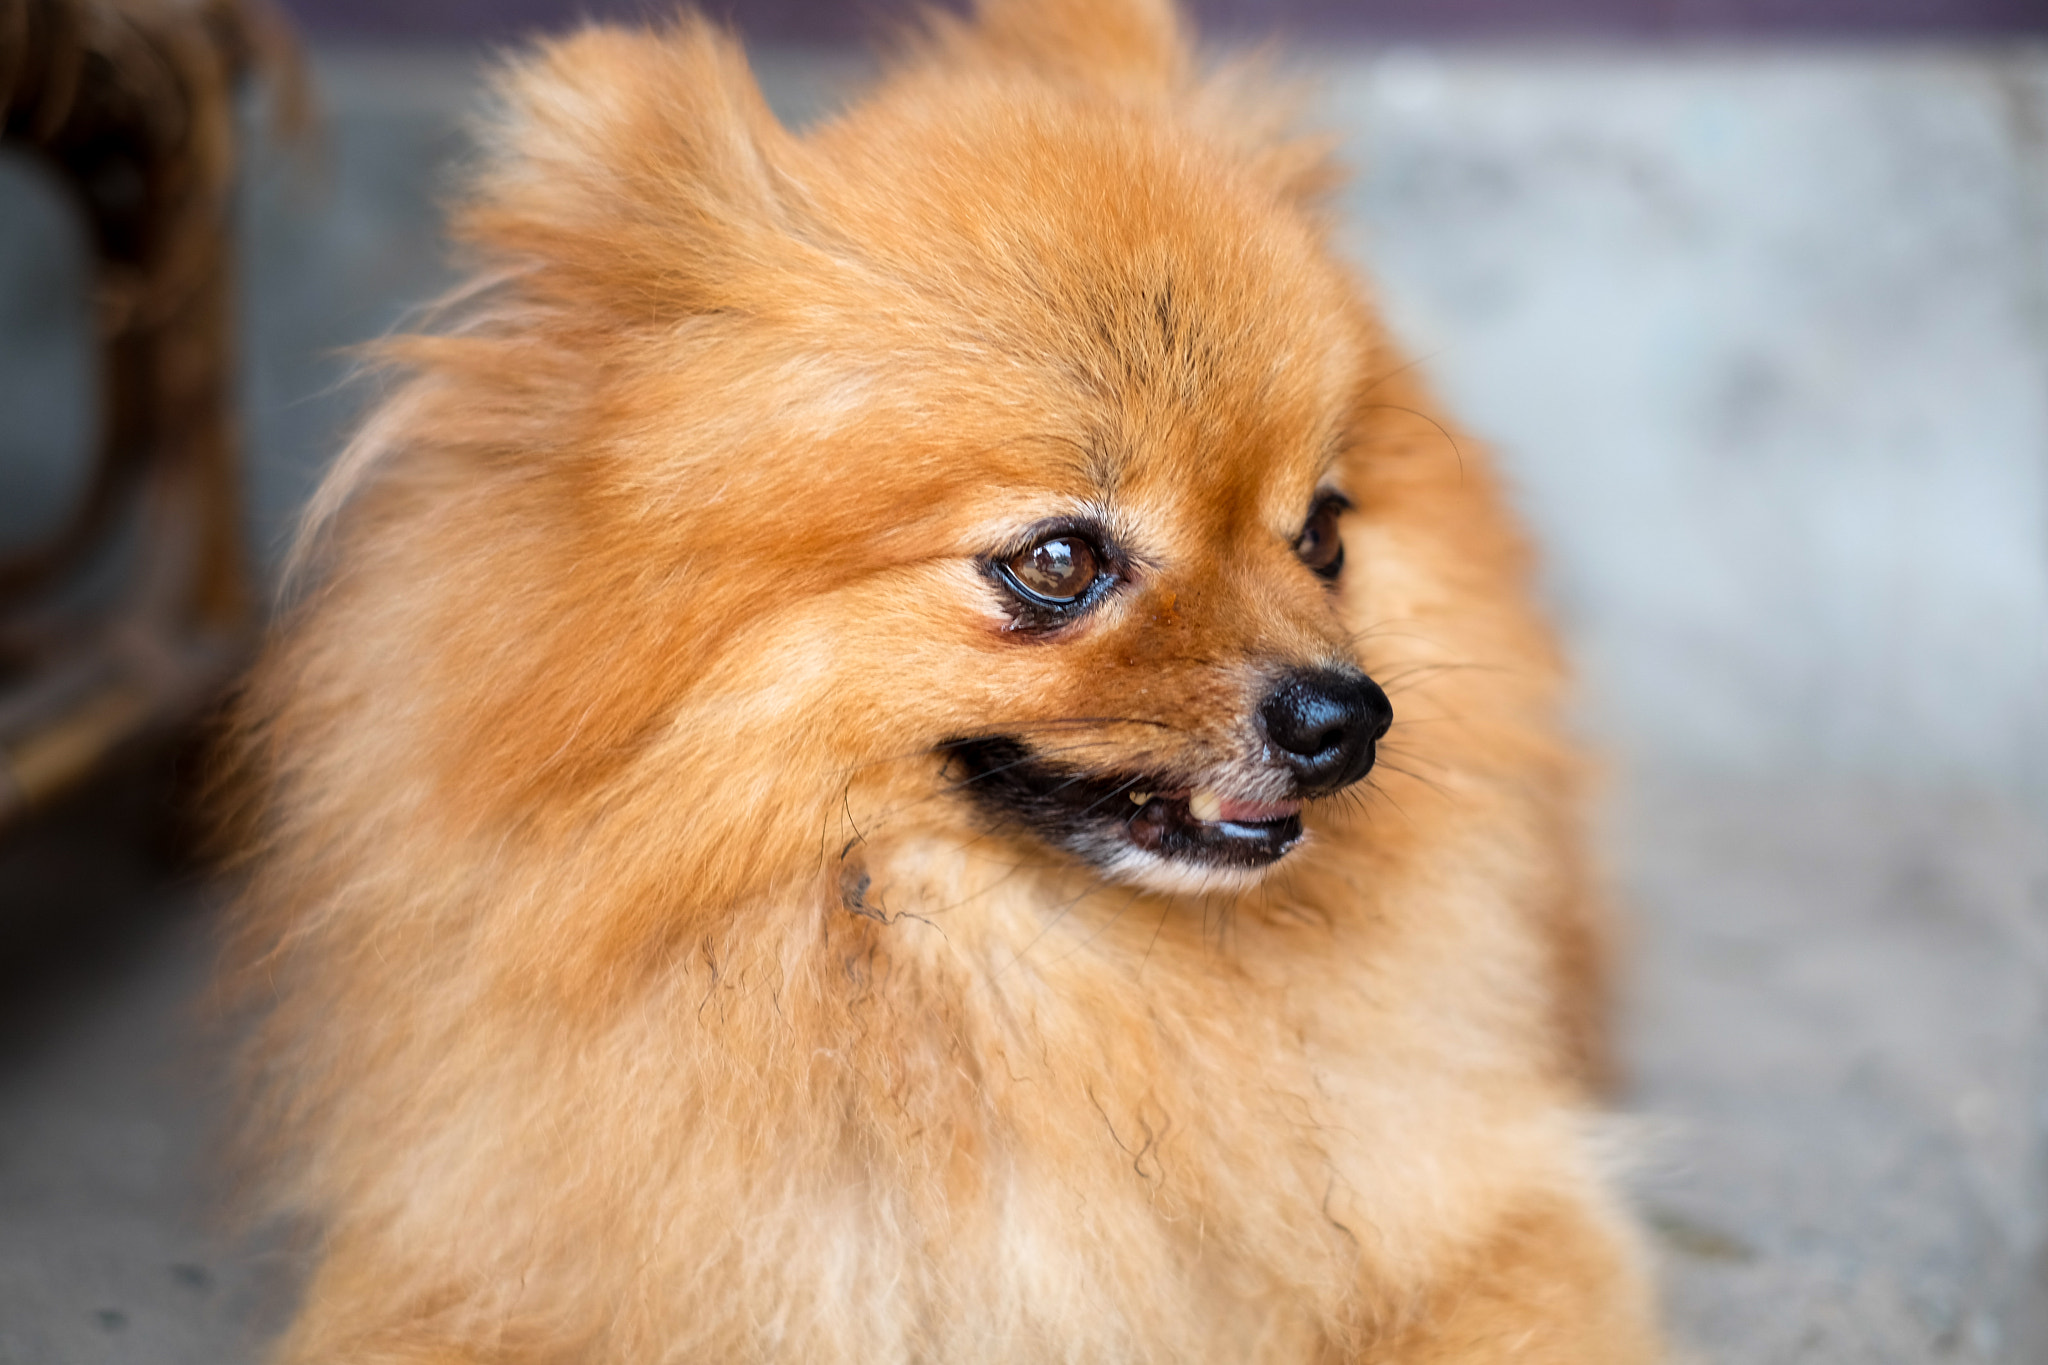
top-left (1334, 50), bottom-right (2048, 791)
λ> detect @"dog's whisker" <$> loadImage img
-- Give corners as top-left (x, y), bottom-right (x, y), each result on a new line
top-left (1051, 885), bottom-right (1150, 966)
top-left (827, 719), bottom-right (1177, 785)
top-left (983, 872), bottom-right (1119, 987)
top-left (1371, 661), bottom-right (1494, 687)
top-left (1357, 401), bottom-right (1467, 474)
top-left (1070, 772), bottom-right (1150, 820)
top-left (1373, 759), bottom-right (1453, 800)
top-left (1358, 774), bottom-right (1419, 826)
top-left (1376, 740), bottom-right (1456, 775)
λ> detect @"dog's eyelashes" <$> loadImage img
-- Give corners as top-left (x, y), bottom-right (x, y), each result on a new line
top-left (1002, 534), bottom-right (1102, 605)
top-left (984, 525), bottom-right (1121, 631)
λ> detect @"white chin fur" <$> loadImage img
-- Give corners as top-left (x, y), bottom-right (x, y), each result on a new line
top-left (1094, 844), bottom-right (1289, 897)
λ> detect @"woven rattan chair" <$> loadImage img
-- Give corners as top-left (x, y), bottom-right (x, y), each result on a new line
top-left (0, 0), bottom-right (293, 825)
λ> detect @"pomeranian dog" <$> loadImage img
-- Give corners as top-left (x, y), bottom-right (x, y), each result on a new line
top-left (226, 0), bottom-right (1662, 1359)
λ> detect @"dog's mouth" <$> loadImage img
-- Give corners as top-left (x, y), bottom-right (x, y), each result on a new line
top-left (940, 737), bottom-right (1306, 872)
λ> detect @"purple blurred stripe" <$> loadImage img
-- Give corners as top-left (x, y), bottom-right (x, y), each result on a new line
top-left (278, 0), bottom-right (2048, 43)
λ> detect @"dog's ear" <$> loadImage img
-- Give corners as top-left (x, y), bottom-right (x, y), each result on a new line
top-left (457, 18), bottom-right (810, 314)
top-left (961, 0), bottom-right (1188, 94)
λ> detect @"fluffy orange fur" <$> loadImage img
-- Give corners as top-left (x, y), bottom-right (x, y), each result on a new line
top-left (225, 2), bottom-right (1662, 1359)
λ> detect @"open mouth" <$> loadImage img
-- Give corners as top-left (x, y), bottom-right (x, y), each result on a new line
top-left (940, 737), bottom-right (1306, 871)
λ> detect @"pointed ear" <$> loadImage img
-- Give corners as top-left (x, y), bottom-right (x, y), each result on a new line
top-left (964, 0), bottom-right (1188, 94)
top-left (459, 18), bottom-right (806, 314)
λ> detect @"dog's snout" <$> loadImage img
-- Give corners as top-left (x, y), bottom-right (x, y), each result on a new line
top-left (1257, 668), bottom-right (1392, 795)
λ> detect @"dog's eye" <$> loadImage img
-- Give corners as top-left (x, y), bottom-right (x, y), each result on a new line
top-left (1296, 494), bottom-right (1350, 581)
top-left (1003, 534), bottom-right (1101, 605)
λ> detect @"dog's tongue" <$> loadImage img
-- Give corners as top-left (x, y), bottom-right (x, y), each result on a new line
top-left (1188, 789), bottom-right (1302, 824)
top-left (1221, 795), bottom-right (1302, 823)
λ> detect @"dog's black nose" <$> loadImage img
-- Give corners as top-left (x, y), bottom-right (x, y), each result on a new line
top-left (1257, 668), bottom-right (1392, 795)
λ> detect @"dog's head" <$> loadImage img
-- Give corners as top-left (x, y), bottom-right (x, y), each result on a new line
top-left (315, 0), bottom-right (1466, 921)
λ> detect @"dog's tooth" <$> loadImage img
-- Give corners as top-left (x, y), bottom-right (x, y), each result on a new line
top-left (1130, 791), bottom-right (1153, 806)
top-left (1188, 789), bottom-right (1223, 823)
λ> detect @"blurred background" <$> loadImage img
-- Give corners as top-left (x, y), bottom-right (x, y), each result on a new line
top-left (1, 1), bottom-right (2044, 1361)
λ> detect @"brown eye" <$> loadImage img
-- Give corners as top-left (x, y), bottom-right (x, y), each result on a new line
top-left (1296, 494), bottom-right (1348, 580)
top-left (1004, 534), bottom-right (1101, 604)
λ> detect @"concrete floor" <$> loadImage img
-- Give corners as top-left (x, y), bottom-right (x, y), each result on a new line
top-left (2, 772), bottom-right (2040, 1363)
top-left (2, 40), bottom-right (2046, 1365)
top-left (1618, 777), bottom-right (2047, 1363)
top-left (0, 784), bottom-right (291, 1365)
